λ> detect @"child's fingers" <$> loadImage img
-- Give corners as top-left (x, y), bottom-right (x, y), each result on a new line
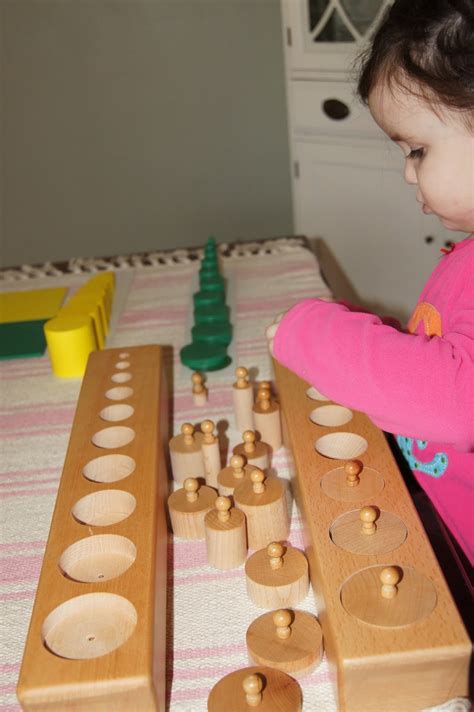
top-left (265, 323), bottom-right (279, 341)
top-left (265, 311), bottom-right (287, 356)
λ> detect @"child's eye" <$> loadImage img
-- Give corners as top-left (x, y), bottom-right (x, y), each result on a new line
top-left (407, 148), bottom-right (424, 160)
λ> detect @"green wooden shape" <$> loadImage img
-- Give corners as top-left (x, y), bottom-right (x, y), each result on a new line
top-left (191, 322), bottom-right (232, 346)
top-left (200, 255), bottom-right (219, 271)
top-left (194, 304), bottom-right (230, 325)
top-left (193, 290), bottom-right (226, 308)
top-left (0, 319), bottom-right (48, 360)
top-left (204, 236), bottom-right (217, 252)
top-left (198, 275), bottom-right (225, 293)
top-left (180, 342), bottom-right (231, 371)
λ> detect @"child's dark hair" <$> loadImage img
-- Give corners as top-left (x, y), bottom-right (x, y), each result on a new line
top-left (357, 0), bottom-right (474, 120)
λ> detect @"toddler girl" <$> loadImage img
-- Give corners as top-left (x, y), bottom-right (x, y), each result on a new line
top-left (267, 0), bottom-right (474, 564)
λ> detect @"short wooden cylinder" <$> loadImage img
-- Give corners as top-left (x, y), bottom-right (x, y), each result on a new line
top-left (234, 478), bottom-right (289, 550)
top-left (232, 441), bottom-right (270, 471)
top-left (208, 666), bottom-right (302, 712)
top-left (169, 431), bottom-right (205, 483)
top-left (202, 441), bottom-right (221, 488)
top-left (253, 404), bottom-right (282, 452)
top-left (233, 384), bottom-right (254, 433)
top-left (168, 485), bottom-right (217, 539)
top-left (245, 547), bottom-right (309, 609)
top-left (217, 463), bottom-right (254, 496)
top-left (246, 610), bottom-right (323, 678)
top-left (193, 390), bottom-right (207, 406)
top-left (205, 508), bottom-right (247, 569)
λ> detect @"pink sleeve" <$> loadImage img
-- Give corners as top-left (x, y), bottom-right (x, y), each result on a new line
top-left (273, 298), bottom-right (474, 450)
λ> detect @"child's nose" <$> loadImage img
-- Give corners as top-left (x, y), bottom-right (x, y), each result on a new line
top-left (404, 159), bottom-right (418, 185)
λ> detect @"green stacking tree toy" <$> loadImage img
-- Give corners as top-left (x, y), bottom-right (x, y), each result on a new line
top-left (180, 237), bottom-right (233, 371)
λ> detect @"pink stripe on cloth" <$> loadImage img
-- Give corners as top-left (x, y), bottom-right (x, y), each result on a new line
top-left (0, 399), bottom-right (74, 413)
top-left (170, 685), bottom-right (218, 703)
top-left (170, 541), bottom-right (208, 569)
top-left (0, 467), bottom-right (58, 480)
top-left (0, 427), bottom-right (71, 438)
top-left (0, 487), bottom-right (58, 499)
top-left (0, 590), bottom-right (35, 602)
top-left (1, 555), bottom-right (43, 582)
top-left (0, 664), bottom-right (20, 673)
top-left (119, 306), bottom-right (187, 324)
top-left (0, 688), bottom-right (16, 696)
top-left (0, 541), bottom-right (45, 551)
top-left (132, 272), bottom-right (194, 290)
top-left (0, 407), bottom-right (75, 430)
top-left (173, 569), bottom-right (242, 586)
top-left (0, 370), bottom-right (51, 382)
top-left (0, 477), bottom-right (59, 489)
top-left (172, 642), bottom-right (246, 661)
top-left (0, 359), bottom-right (50, 372)
top-left (236, 294), bottom-right (327, 315)
top-left (171, 663), bottom-right (245, 681)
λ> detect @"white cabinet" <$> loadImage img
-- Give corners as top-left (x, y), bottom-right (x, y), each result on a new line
top-left (281, 0), bottom-right (463, 320)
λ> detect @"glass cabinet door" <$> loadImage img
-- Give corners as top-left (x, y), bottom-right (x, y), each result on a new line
top-left (308, 0), bottom-right (391, 43)
top-left (282, 0), bottom-right (394, 74)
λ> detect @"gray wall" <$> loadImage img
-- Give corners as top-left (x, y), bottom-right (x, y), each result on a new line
top-left (0, 0), bottom-right (293, 267)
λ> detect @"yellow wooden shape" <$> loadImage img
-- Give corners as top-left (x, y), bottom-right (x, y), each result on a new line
top-left (0, 287), bottom-right (67, 323)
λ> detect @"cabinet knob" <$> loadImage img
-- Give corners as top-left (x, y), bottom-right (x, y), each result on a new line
top-left (322, 98), bottom-right (350, 121)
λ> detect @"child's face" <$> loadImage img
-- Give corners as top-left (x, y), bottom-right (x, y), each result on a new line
top-left (368, 81), bottom-right (474, 233)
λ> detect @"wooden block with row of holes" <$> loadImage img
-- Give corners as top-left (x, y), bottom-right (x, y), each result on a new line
top-left (273, 360), bottom-right (471, 712)
top-left (17, 346), bottom-right (169, 711)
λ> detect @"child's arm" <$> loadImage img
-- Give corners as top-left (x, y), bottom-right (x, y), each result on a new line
top-left (271, 297), bottom-right (474, 450)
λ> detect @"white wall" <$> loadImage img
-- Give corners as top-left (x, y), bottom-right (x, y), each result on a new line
top-left (0, 0), bottom-right (292, 267)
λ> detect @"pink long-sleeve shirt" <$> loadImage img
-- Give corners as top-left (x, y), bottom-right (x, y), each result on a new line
top-left (274, 237), bottom-right (474, 564)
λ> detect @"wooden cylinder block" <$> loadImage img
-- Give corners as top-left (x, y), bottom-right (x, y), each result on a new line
top-left (246, 609), bottom-right (323, 678)
top-left (253, 389), bottom-right (282, 453)
top-left (233, 366), bottom-right (254, 433)
top-left (245, 543), bottom-right (309, 609)
top-left (16, 345), bottom-right (169, 712)
top-left (205, 496), bottom-right (247, 569)
top-left (168, 478), bottom-right (217, 539)
top-left (192, 372), bottom-right (207, 406)
top-left (233, 430), bottom-right (270, 471)
top-left (201, 419), bottom-right (221, 488)
top-left (208, 666), bottom-right (302, 712)
top-left (233, 470), bottom-right (289, 550)
top-left (169, 423), bottom-right (205, 483)
top-left (217, 454), bottom-right (253, 497)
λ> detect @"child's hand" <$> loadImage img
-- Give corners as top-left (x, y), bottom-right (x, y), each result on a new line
top-left (265, 312), bottom-right (286, 357)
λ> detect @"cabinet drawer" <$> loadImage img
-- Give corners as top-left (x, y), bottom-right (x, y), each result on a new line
top-left (291, 79), bottom-right (384, 140)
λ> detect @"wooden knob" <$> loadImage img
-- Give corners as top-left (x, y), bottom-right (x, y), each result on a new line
top-left (181, 422), bottom-right (195, 444)
top-left (250, 468), bottom-right (265, 494)
top-left (273, 609), bottom-right (292, 639)
top-left (191, 372), bottom-right (204, 392)
top-left (257, 388), bottom-right (271, 411)
top-left (242, 430), bottom-right (256, 453)
top-left (360, 506), bottom-right (378, 535)
top-left (380, 566), bottom-right (401, 599)
top-left (201, 419), bottom-right (216, 443)
top-left (235, 367), bottom-right (249, 388)
top-left (230, 454), bottom-right (246, 478)
top-left (267, 542), bottom-right (284, 569)
top-left (184, 477), bottom-right (199, 503)
top-left (345, 460), bottom-right (362, 487)
top-left (242, 673), bottom-right (263, 707)
top-left (215, 495), bottom-right (231, 522)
